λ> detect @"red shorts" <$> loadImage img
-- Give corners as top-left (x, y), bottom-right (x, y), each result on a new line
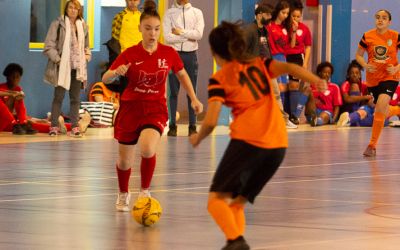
top-left (114, 100), bottom-right (168, 145)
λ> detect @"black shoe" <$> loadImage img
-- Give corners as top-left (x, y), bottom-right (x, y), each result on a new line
top-left (23, 121), bottom-right (38, 135)
top-left (289, 114), bottom-right (300, 125)
top-left (310, 114), bottom-right (318, 127)
top-left (222, 236), bottom-right (250, 250)
top-left (188, 125), bottom-right (197, 136)
top-left (12, 124), bottom-right (26, 135)
top-left (167, 124), bottom-right (177, 137)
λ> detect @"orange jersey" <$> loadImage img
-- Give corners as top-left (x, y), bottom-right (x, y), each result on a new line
top-left (359, 29), bottom-right (400, 87)
top-left (208, 58), bottom-right (288, 149)
top-left (89, 82), bottom-right (120, 104)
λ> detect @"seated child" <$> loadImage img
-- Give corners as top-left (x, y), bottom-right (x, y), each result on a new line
top-left (0, 63), bottom-right (37, 135)
top-left (306, 62), bottom-right (342, 126)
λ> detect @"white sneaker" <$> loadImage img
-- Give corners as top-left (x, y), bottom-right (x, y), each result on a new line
top-left (115, 192), bottom-right (131, 212)
top-left (286, 119), bottom-right (298, 129)
top-left (337, 112), bottom-right (350, 127)
top-left (138, 189), bottom-right (151, 199)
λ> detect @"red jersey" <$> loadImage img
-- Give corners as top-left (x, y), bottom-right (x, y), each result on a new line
top-left (285, 22), bottom-right (312, 55)
top-left (312, 82), bottom-right (342, 113)
top-left (110, 42), bottom-right (184, 103)
top-left (266, 22), bottom-right (289, 55)
top-left (389, 85), bottom-right (400, 106)
top-left (0, 83), bottom-right (23, 104)
top-left (358, 29), bottom-right (400, 87)
top-left (208, 58), bottom-right (287, 149)
top-left (340, 80), bottom-right (368, 95)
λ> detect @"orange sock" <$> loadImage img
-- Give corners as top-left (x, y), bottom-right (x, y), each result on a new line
top-left (369, 112), bottom-right (385, 148)
top-left (230, 203), bottom-right (245, 235)
top-left (388, 106), bottom-right (400, 117)
top-left (208, 197), bottom-right (241, 240)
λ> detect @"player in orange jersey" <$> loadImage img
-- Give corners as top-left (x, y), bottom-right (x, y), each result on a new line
top-left (189, 21), bottom-right (325, 250)
top-left (355, 9), bottom-right (400, 157)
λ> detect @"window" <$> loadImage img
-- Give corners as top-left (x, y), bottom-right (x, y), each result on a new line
top-left (29, 0), bottom-right (95, 50)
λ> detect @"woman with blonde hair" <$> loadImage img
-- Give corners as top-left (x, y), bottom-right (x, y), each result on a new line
top-left (43, 0), bottom-right (91, 137)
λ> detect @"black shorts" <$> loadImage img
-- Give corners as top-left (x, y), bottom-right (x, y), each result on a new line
top-left (210, 139), bottom-right (286, 203)
top-left (367, 80), bottom-right (399, 104)
top-left (286, 54), bottom-right (304, 82)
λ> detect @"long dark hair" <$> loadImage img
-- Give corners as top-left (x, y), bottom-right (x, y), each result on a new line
top-left (271, 1), bottom-right (291, 32)
top-left (346, 60), bottom-right (363, 82)
top-left (209, 21), bottom-right (254, 63)
top-left (288, 0), bottom-right (303, 44)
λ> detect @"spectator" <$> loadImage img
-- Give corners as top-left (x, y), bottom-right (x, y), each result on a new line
top-left (267, 1), bottom-right (290, 113)
top-left (78, 81), bottom-right (120, 127)
top-left (43, 0), bottom-right (91, 137)
top-left (0, 63), bottom-right (37, 134)
top-left (286, 1), bottom-right (312, 125)
top-left (89, 81), bottom-right (120, 110)
top-left (307, 62), bottom-right (342, 126)
top-left (163, 0), bottom-right (204, 136)
top-left (340, 60), bottom-right (372, 114)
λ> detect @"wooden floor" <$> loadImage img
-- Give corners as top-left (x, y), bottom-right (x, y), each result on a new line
top-left (1, 124), bottom-right (400, 250)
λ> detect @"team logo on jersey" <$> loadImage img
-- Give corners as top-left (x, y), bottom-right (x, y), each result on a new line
top-left (137, 70), bottom-right (167, 88)
top-left (158, 59), bottom-right (168, 69)
top-left (323, 90), bottom-right (331, 96)
top-left (373, 45), bottom-right (389, 61)
top-left (388, 39), bottom-right (393, 46)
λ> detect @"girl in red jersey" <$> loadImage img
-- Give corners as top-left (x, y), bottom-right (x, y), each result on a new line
top-left (102, 0), bottom-right (203, 212)
top-left (190, 21), bottom-right (324, 250)
top-left (0, 63), bottom-right (37, 135)
top-left (267, 1), bottom-right (290, 111)
top-left (355, 9), bottom-right (400, 156)
top-left (286, 1), bottom-right (313, 124)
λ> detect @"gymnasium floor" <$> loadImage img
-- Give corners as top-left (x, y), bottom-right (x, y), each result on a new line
top-left (1, 124), bottom-right (400, 250)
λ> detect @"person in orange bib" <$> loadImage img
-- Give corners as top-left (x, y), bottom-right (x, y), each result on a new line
top-left (356, 9), bottom-right (400, 157)
top-left (189, 21), bottom-right (325, 250)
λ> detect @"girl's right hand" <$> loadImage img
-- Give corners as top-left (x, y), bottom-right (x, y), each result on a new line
top-left (365, 63), bottom-right (377, 73)
top-left (114, 63), bottom-right (131, 77)
top-left (315, 79), bottom-right (327, 92)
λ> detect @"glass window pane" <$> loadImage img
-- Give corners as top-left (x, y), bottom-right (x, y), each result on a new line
top-left (30, 0), bottom-right (60, 43)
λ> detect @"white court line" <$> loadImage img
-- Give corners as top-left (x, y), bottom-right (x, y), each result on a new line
top-left (0, 186), bottom-right (208, 203)
top-left (0, 170), bottom-right (215, 186)
top-left (2, 157), bottom-right (398, 187)
top-left (280, 157), bottom-right (400, 169)
top-left (1, 183), bottom-right (399, 207)
top-left (167, 189), bottom-right (400, 207)
top-left (3, 156), bottom-right (400, 186)
top-left (1, 170), bottom-right (400, 192)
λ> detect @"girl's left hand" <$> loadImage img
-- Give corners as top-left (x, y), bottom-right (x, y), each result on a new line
top-left (191, 99), bottom-right (203, 115)
top-left (387, 64), bottom-right (400, 75)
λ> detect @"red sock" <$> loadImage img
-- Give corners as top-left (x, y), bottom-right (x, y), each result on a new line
top-left (116, 165), bottom-right (131, 193)
top-left (140, 155), bottom-right (156, 189)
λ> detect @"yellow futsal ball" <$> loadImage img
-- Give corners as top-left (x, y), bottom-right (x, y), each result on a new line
top-left (132, 197), bottom-right (162, 226)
